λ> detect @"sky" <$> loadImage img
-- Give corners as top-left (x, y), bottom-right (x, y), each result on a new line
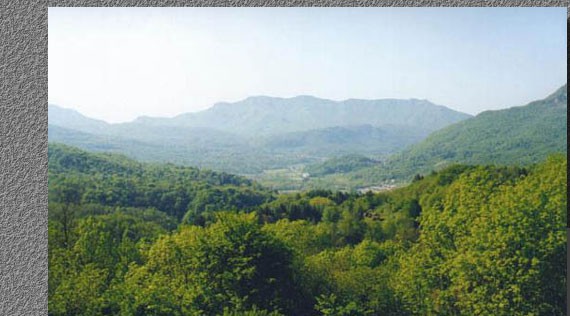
top-left (49, 7), bottom-right (567, 123)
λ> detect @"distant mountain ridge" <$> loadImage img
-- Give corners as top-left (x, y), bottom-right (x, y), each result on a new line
top-left (399, 83), bottom-right (567, 167)
top-left (48, 95), bottom-right (471, 174)
top-left (259, 124), bottom-right (431, 156)
top-left (340, 84), bottom-right (568, 184)
top-left (50, 95), bottom-right (470, 136)
top-left (48, 104), bottom-right (110, 134)
top-left (48, 85), bottom-right (566, 190)
top-left (139, 95), bottom-right (470, 136)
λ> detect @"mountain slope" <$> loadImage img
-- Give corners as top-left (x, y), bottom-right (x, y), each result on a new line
top-left (49, 96), bottom-right (471, 174)
top-left (350, 84), bottom-right (567, 183)
top-left (137, 96), bottom-right (471, 136)
top-left (305, 154), bottom-right (379, 176)
top-left (48, 125), bottom-right (277, 174)
top-left (48, 104), bottom-right (110, 134)
top-left (48, 143), bottom-right (273, 221)
top-left (260, 124), bottom-right (431, 156)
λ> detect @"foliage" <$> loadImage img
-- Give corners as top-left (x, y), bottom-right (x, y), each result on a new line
top-left (49, 144), bottom-right (567, 315)
top-left (119, 213), bottom-right (309, 315)
top-left (394, 155), bottom-right (567, 315)
top-left (49, 94), bottom-right (470, 175)
top-left (49, 143), bottom-right (273, 222)
top-left (350, 84), bottom-right (568, 184)
top-left (306, 154), bottom-right (379, 176)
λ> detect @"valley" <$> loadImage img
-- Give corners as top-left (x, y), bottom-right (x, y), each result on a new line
top-left (49, 95), bottom-right (470, 184)
top-left (49, 85), bottom-right (567, 192)
top-left (48, 143), bottom-right (568, 315)
top-left (45, 7), bottom-right (568, 316)
top-left (47, 85), bottom-right (568, 316)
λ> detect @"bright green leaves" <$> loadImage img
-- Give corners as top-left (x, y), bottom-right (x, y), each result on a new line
top-left (120, 213), bottom-right (306, 315)
top-left (48, 145), bottom-right (567, 316)
top-left (395, 156), bottom-right (567, 315)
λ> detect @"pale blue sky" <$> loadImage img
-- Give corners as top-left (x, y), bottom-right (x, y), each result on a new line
top-left (49, 7), bottom-right (567, 123)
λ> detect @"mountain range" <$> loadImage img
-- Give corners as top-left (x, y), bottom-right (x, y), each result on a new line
top-left (49, 84), bottom-right (567, 189)
top-left (49, 96), bottom-right (470, 174)
top-left (133, 96), bottom-right (469, 136)
top-left (323, 84), bottom-right (568, 187)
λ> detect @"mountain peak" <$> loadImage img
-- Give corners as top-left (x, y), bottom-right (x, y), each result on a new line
top-left (242, 95), bottom-right (321, 103)
top-left (48, 103), bottom-right (110, 134)
top-left (546, 83), bottom-right (567, 100)
top-left (385, 84), bottom-right (568, 179)
top-left (291, 95), bottom-right (319, 101)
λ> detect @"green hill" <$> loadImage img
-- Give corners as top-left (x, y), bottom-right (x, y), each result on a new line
top-left (351, 84), bottom-right (567, 183)
top-left (48, 143), bottom-right (273, 221)
top-left (48, 148), bottom-right (567, 315)
top-left (405, 84), bottom-right (566, 163)
top-left (305, 154), bottom-right (379, 176)
top-left (260, 124), bottom-right (430, 157)
top-left (48, 96), bottom-right (470, 175)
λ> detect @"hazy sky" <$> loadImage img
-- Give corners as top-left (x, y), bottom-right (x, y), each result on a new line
top-left (49, 7), bottom-right (567, 123)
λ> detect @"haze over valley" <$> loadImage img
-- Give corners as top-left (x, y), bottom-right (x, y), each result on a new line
top-left (48, 8), bottom-right (567, 316)
top-left (49, 95), bottom-right (470, 181)
top-left (49, 84), bottom-right (566, 191)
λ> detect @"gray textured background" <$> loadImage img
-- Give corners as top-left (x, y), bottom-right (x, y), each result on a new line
top-left (0, 1), bottom-right (567, 314)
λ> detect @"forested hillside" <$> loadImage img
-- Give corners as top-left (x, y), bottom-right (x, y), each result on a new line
top-left (48, 95), bottom-right (470, 175)
top-left (309, 84), bottom-right (567, 189)
top-left (49, 144), bottom-right (567, 315)
top-left (305, 154), bottom-right (379, 176)
top-left (49, 143), bottom-right (274, 222)
top-left (402, 83), bottom-right (566, 163)
top-left (259, 124), bottom-right (430, 157)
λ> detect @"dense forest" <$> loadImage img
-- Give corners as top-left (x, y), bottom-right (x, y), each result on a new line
top-left (48, 144), bottom-right (566, 315)
top-left (48, 85), bottom-right (566, 193)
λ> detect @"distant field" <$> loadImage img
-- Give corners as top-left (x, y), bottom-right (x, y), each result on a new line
top-left (253, 164), bottom-right (404, 193)
top-left (250, 166), bottom-right (308, 192)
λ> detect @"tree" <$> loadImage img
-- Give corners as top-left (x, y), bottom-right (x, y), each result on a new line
top-left (395, 157), bottom-right (567, 315)
top-left (121, 213), bottom-right (311, 315)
